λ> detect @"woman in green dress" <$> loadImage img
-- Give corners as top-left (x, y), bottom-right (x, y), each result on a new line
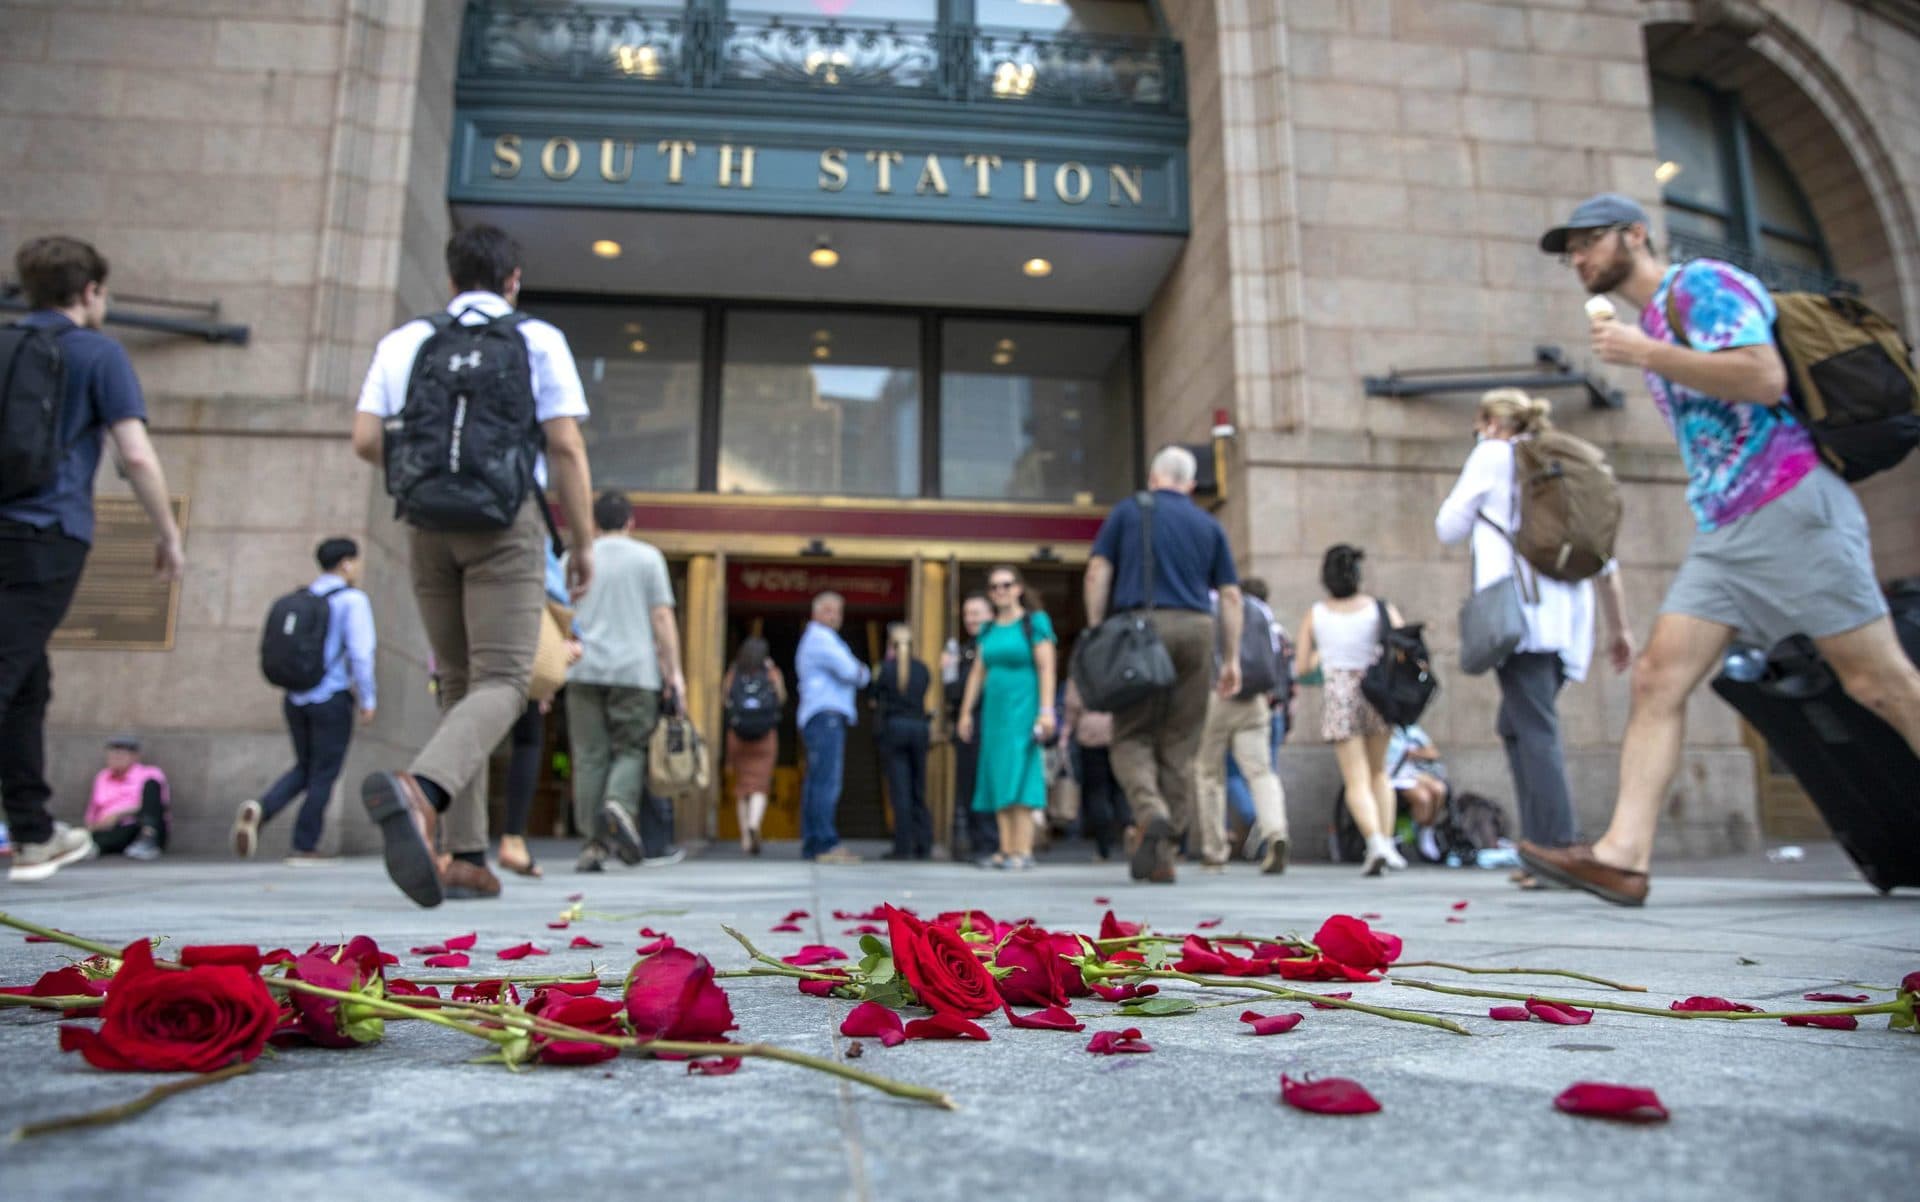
top-left (956, 565), bottom-right (1057, 870)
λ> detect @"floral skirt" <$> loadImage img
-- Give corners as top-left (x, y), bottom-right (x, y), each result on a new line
top-left (1321, 668), bottom-right (1388, 743)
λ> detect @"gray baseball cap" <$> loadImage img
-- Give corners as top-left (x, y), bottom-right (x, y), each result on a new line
top-left (105, 732), bottom-right (141, 751)
top-left (1540, 193), bottom-right (1650, 253)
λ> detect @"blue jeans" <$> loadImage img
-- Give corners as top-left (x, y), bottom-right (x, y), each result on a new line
top-left (800, 712), bottom-right (848, 858)
top-left (1224, 707), bottom-right (1287, 829)
top-left (260, 691), bottom-right (355, 853)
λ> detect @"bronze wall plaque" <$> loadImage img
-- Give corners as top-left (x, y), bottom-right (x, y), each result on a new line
top-left (50, 496), bottom-right (189, 651)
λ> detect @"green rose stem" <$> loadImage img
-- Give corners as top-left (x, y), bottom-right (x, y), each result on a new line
top-left (9, 1063), bottom-right (254, 1142)
top-left (0, 911), bottom-right (133, 962)
top-left (1389, 962), bottom-right (1648, 992)
top-left (1083, 964), bottom-right (1469, 1035)
top-left (719, 926), bottom-right (851, 982)
top-left (273, 979), bottom-right (956, 1110)
top-left (1091, 933), bottom-right (1316, 956)
top-left (401, 973), bottom-right (603, 988)
top-left (1392, 978), bottom-right (1915, 1025)
top-left (0, 993), bottom-right (103, 1011)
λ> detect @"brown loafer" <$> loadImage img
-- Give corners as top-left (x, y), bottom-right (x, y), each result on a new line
top-left (443, 858), bottom-right (502, 899)
top-left (1518, 841), bottom-right (1649, 907)
top-left (362, 771), bottom-right (443, 908)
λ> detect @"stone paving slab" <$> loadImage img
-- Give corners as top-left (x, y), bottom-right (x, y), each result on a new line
top-left (1, 844), bottom-right (1914, 1202)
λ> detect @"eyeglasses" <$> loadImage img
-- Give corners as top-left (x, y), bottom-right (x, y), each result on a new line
top-left (988, 580), bottom-right (1017, 591)
top-left (1560, 225), bottom-right (1625, 263)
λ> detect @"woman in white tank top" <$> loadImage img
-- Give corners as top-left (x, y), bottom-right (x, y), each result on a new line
top-left (1295, 544), bottom-right (1406, 876)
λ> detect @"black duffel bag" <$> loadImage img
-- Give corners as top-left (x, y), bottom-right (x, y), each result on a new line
top-left (1071, 491), bottom-right (1176, 713)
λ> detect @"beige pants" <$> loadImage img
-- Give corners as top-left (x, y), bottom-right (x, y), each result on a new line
top-left (1108, 609), bottom-right (1216, 842)
top-left (1194, 692), bottom-right (1288, 863)
top-left (408, 501), bottom-right (546, 855)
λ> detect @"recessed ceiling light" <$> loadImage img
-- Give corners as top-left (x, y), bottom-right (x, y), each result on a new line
top-left (810, 237), bottom-right (839, 269)
top-left (592, 239), bottom-right (622, 259)
top-left (991, 351), bottom-right (1013, 366)
top-left (629, 339), bottom-right (649, 353)
top-left (1654, 160), bottom-right (1683, 184)
top-left (812, 345), bottom-right (832, 360)
top-left (1022, 257), bottom-right (1052, 278)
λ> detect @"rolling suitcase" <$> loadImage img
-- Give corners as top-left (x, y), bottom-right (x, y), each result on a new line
top-left (1709, 581), bottom-right (1920, 893)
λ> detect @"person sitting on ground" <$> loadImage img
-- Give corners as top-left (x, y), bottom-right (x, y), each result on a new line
top-left (85, 733), bottom-right (169, 861)
top-left (1387, 724), bottom-right (1448, 863)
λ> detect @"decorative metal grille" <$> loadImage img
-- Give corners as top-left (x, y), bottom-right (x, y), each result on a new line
top-left (1669, 229), bottom-right (1859, 296)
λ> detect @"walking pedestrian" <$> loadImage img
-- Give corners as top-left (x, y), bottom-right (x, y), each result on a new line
top-left (3, 236), bottom-right (185, 884)
top-left (1195, 580), bottom-right (1291, 875)
top-left (1084, 446), bottom-right (1242, 884)
top-left (351, 224), bottom-right (595, 907)
top-left (567, 490), bottom-right (683, 873)
top-left (494, 543), bottom-right (576, 879)
top-left (797, 591), bottom-right (869, 863)
top-left (956, 566), bottom-right (1056, 869)
top-left (1522, 193), bottom-right (1920, 905)
top-left (872, 623), bottom-right (933, 861)
top-left (234, 538), bottom-right (376, 864)
top-left (943, 593), bottom-right (996, 862)
top-left (1295, 544), bottom-right (1404, 877)
top-left (1063, 679), bottom-right (1128, 861)
top-left (722, 636), bottom-right (786, 855)
top-left (1436, 389), bottom-right (1634, 885)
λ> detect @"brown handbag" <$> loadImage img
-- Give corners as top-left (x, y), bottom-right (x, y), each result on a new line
top-left (528, 602), bottom-right (571, 703)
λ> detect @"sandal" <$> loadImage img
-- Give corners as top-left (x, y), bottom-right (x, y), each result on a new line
top-left (497, 842), bottom-right (543, 878)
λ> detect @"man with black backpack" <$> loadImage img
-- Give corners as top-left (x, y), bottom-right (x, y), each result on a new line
top-left (233, 537), bottom-right (376, 864)
top-left (3, 236), bottom-right (185, 884)
top-left (1524, 193), bottom-right (1920, 905)
top-left (1194, 578), bottom-right (1290, 875)
top-left (350, 225), bottom-right (595, 907)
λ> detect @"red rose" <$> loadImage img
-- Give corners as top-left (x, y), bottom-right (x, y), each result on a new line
top-left (883, 905), bottom-right (1000, 1018)
top-left (624, 948), bottom-right (736, 1041)
top-left (59, 939), bottom-right (277, 1073)
top-left (1311, 916), bottom-right (1403, 971)
top-left (994, 926), bottom-right (1079, 1008)
top-left (277, 948), bottom-right (386, 1048)
top-left (529, 993), bottom-right (626, 1065)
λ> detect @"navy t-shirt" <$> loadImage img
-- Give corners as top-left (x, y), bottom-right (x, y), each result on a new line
top-left (0, 312), bottom-right (146, 544)
top-left (1092, 489), bottom-right (1237, 613)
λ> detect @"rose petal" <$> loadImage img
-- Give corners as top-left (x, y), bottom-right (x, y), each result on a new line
top-left (688, 1056), bottom-right (743, 1076)
top-left (903, 1014), bottom-right (990, 1041)
top-left (1092, 896), bottom-right (1111, 905)
top-left (1280, 1074), bottom-right (1381, 1115)
top-left (422, 953), bottom-right (470, 968)
top-left (1004, 1004), bottom-right (1086, 1032)
top-left (1359, 912), bottom-right (1382, 921)
top-left (1670, 996), bottom-right (1760, 1013)
top-left (1085, 1027), bottom-right (1152, 1054)
top-left (569, 936), bottom-right (603, 949)
top-left (1239, 1010), bottom-right (1305, 1036)
top-left (1554, 1082), bottom-right (1668, 1122)
top-left (1489, 1006), bottom-right (1532, 1021)
top-left (1782, 1014), bottom-right (1859, 1030)
top-left (769, 923), bottom-right (804, 933)
top-left (546, 921), bottom-right (570, 930)
top-left (386, 979), bottom-right (442, 998)
top-left (1445, 917), bottom-right (1466, 924)
top-left (1525, 999), bottom-right (1594, 1026)
top-left (409, 944), bottom-right (449, 955)
top-left (1802, 992), bottom-right (1869, 1003)
top-left (1089, 982), bottom-right (1158, 1002)
top-left (179, 945), bottom-right (264, 970)
top-left (840, 1001), bottom-right (908, 1047)
top-left (636, 936), bottom-right (676, 956)
top-left (638, 927), bottom-right (669, 938)
top-left (496, 943), bottom-right (548, 961)
top-left (797, 969), bottom-right (851, 997)
top-left (1196, 918), bottom-right (1223, 929)
top-left (1451, 901), bottom-right (1469, 911)
top-left (782, 910), bottom-right (811, 922)
top-left (623, 949), bottom-right (736, 1042)
top-left (780, 945), bottom-right (850, 967)
top-left (1309, 992), bottom-right (1353, 1010)
top-left (445, 933), bottom-right (478, 951)
top-left (451, 980), bottom-right (521, 1004)
top-left (565, 893), bottom-right (584, 902)
top-left (1097, 910), bottom-right (1143, 940)
top-left (841, 925), bottom-right (886, 936)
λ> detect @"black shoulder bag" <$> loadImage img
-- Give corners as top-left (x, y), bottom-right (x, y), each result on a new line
top-left (1070, 492), bottom-right (1177, 712)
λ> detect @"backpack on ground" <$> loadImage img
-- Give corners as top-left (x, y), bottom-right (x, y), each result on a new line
top-left (1667, 283), bottom-right (1920, 481)
top-left (649, 699), bottom-right (711, 798)
top-left (725, 670), bottom-right (781, 740)
top-left (1221, 594), bottom-right (1285, 701)
top-left (1436, 791), bottom-right (1511, 865)
top-left (1360, 600), bottom-right (1438, 727)
top-left (260, 584), bottom-right (345, 691)
top-left (1499, 432), bottom-right (1621, 583)
top-left (383, 309), bottom-right (544, 533)
top-left (0, 322), bottom-right (67, 505)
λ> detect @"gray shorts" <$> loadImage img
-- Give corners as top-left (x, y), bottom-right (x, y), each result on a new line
top-left (1660, 467), bottom-right (1888, 648)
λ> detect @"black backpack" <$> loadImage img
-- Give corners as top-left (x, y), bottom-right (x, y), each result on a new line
top-left (0, 322), bottom-right (67, 504)
top-left (260, 584), bottom-right (345, 691)
top-left (1360, 599), bottom-right (1438, 727)
top-left (383, 309), bottom-right (543, 533)
top-left (1222, 594), bottom-right (1285, 701)
top-left (726, 669), bottom-right (780, 739)
top-left (1436, 791), bottom-right (1510, 864)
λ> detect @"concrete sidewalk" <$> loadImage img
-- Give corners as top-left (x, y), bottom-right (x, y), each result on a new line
top-left (2, 844), bottom-right (1913, 1202)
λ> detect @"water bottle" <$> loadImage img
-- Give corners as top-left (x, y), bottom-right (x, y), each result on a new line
top-left (1722, 645), bottom-right (1768, 683)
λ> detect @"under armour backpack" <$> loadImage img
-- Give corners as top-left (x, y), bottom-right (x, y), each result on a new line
top-left (260, 584), bottom-right (344, 691)
top-left (1506, 431), bottom-right (1621, 583)
top-left (0, 322), bottom-right (66, 505)
top-left (726, 670), bottom-right (781, 740)
top-left (383, 309), bottom-right (542, 532)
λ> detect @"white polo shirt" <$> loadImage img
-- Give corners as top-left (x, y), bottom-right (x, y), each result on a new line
top-left (355, 290), bottom-right (589, 484)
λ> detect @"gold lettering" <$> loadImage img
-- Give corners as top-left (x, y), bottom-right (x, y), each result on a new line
top-left (865, 149), bottom-right (904, 194)
top-left (819, 147), bottom-right (848, 191)
top-left (718, 143), bottom-right (756, 188)
top-left (1021, 158), bottom-right (1038, 201)
top-left (490, 133), bottom-right (522, 179)
top-left (1054, 161), bottom-right (1091, 204)
top-left (599, 138), bottom-right (635, 183)
top-left (963, 153), bottom-right (1001, 197)
top-left (657, 139), bottom-right (696, 184)
top-left (540, 136), bottom-right (580, 181)
top-left (1107, 163), bottom-right (1143, 206)
top-left (914, 153), bottom-right (949, 196)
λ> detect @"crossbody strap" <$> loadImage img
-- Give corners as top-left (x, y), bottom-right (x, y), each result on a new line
top-left (1136, 490), bottom-right (1157, 613)
top-left (1471, 461), bottom-right (1537, 605)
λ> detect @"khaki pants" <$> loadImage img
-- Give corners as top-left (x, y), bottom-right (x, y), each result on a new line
top-left (1108, 609), bottom-right (1216, 843)
top-left (1194, 692), bottom-right (1288, 863)
top-left (567, 683), bottom-right (660, 839)
top-left (409, 501), bottom-right (546, 855)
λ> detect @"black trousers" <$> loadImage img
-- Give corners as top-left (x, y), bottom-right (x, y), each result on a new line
top-left (0, 524), bottom-right (89, 846)
top-left (1078, 745), bottom-right (1130, 858)
top-left (94, 780), bottom-right (169, 854)
top-left (952, 734), bottom-right (998, 857)
top-left (258, 691), bottom-right (355, 853)
top-left (502, 699), bottom-right (543, 837)
top-left (881, 715), bottom-right (931, 856)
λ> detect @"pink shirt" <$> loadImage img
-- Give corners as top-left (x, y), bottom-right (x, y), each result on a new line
top-left (86, 763), bottom-right (169, 828)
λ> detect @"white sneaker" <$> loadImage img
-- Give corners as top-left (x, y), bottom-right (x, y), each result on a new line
top-left (125, 831), bottom-right (163, 861)
top-left (1384, 841), bottom-right (1410, 871)
top-left (8, 823), bottom-right (98, 883)
top-left (641, 847), bottom-right (687, 868)
top-left (232, 800), bottom-right (262, 859)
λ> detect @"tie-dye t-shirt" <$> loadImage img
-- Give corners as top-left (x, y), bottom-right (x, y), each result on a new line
top-left (1640, 260), bottom-right (1818, 532)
